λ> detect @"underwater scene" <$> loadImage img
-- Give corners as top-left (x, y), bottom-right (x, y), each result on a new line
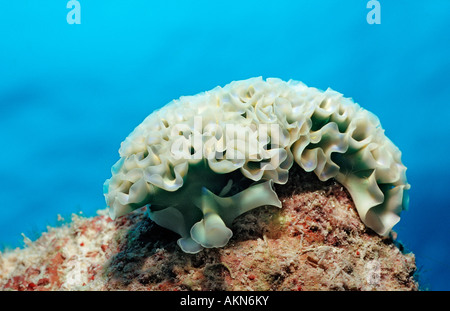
top-left (0, 1), bottom-right (449, 291)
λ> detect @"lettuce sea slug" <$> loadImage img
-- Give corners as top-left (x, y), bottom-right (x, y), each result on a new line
top-left (103, 77), bottom-right (410, 254)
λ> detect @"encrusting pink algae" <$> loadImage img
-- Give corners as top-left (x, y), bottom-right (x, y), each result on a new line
top-left (0, 166), bottom-right (418, 291)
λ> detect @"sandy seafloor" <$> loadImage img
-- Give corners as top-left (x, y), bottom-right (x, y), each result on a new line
top-left (0, 1), bottom-right (449, 290)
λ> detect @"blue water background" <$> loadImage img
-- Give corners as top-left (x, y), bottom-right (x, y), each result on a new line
top-left (0, 1), bottom-right (449, 290)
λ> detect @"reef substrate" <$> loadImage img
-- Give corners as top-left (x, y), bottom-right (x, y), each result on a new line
top-left (0, 166), bottom-right (418, 291)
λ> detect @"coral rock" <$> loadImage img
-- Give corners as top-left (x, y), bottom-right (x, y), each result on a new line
top-left (0, 166), bottom-right (418, 291)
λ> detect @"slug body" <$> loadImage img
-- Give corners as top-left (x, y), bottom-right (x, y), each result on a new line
top-left (104, 77), bottom-right (410, 253)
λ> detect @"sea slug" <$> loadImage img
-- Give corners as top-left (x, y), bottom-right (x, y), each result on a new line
top-left (103, 77), bottom-right (410, 253)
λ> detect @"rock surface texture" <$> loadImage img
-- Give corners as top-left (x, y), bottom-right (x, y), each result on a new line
top-left (0, 166), bottom-right (418, 291)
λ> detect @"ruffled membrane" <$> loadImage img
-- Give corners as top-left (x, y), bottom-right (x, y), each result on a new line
top-left (104, 77), bottom-right (410, 252)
